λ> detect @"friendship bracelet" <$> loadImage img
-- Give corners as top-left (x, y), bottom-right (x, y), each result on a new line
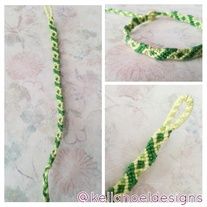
top-left (42, 6), bottom-right (65, 202)
top-left (106, 8), bottom-right (202, 60)
top-left (41, 6), bottom-right (195, 202)
top-left (107, 95), bottom-right (193, 196)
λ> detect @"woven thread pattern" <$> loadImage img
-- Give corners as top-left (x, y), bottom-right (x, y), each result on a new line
top-left (42, 6), bottom-right (65, 202)
top-left (106, 8), bottom-right (202, 60)
top-left (107, 96), bottom-right (193, 195)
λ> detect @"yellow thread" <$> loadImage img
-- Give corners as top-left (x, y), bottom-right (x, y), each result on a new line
top-left (44, 5), bottom-right (53, 20)
top-left (162, 95), bottom-right (193, 131)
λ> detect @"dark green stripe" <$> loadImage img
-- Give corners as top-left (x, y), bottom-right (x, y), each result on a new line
top-left (187, 15), bottom-right (195, 27)
top-left (134, 42), bottom-right (148, 54)
top-left (137, 160), bottom-right (145, 169)
top-left (58, 109), bottom-right (65, 116)
top-left (49, 24), bottom-right (57, 32)
top-left (116, 184), bottom-right (125, 194)
top-left (146, 138), bottom-right (157, 166)
top-left (52, 47), bottom-right (59, 54)
top-left (58, 123), bottom-right (63, 131)
top-left (132, 17), bottom-right (140, 26)
top-left (53, 53), bottom-right (60, 60)
top-left (55, 138), bottom-right (61, 148)
top-left (126, 162), bottom-right (137, 191)
top-left (124, 25), bottom-right (131, 33)
top-left (53, 68), bottom-right (61, 75)
top-left (155, 48), bottom-right (177, 60)
top-left (183, 45), bottom-right (202, 60)
top-left (53, 58), bottom-right (60, 64)
top-left (51, 36), bottom-right (58, 43)
top-left (48, 154), bottom-right (55, 165)
top-left (54, 81), bottom-right (61, 87)
top-left (156, 133), bottom-right (164, 143)
top-left (56, 94), bottom-right (63, 101)
top-left (171, 11), bottom-right (180, 21)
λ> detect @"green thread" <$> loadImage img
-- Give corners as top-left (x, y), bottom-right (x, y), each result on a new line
top-left (106, 96), bottom-right (194, 197)
top-left (42, 6), bottom-right (65, 202)
top-left (106, 8), bottom-right (202, 61)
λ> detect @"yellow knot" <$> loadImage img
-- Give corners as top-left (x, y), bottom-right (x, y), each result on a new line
top-left (147, 11), bottom-right (157, 21)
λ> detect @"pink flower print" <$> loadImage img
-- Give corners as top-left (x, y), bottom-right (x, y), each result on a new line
top-left (51, 147), bottom-right (98, 196)
top-left (117, 86), bottom-right (153, 101)
top-left (106, 44), bottom-right (167, 81)
top-left (64, 114), bottom-right (87, 144)
top-left (6, 52), bottom-right (43, 80)
top-left (5, 6), bottom-right (39, 48)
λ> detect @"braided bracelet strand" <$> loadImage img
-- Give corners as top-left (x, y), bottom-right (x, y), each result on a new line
top-left (106, 8), bottom-right (202, 60)
top-left (42, 6), bottom-right (65, 202)
top-left (107, 95), bottom-right (193, 196)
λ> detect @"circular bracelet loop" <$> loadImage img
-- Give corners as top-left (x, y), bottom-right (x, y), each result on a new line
top-left (122, 10), bottom-right (202, 60)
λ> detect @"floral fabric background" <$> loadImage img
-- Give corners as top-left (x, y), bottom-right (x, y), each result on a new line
top-left (105, 5), bottom-right (202, 81)
top-left (105, 85), bottom-right (202, 195)
top-left (5, 6), bottom-right (101, 201)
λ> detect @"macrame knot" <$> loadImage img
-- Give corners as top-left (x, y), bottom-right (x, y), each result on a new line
top-left (147, 11), bottom-right (157, 21)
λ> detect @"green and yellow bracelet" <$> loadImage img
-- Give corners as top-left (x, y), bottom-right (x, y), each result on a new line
top-left (106, 8), bottom-right (202, 60)
top-left (42, 6), bottom-right (65, 202)
top-left (107, 96), bottom-right (193, 197)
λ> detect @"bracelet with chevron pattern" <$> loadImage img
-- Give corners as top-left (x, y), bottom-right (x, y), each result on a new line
top-left (107, 96), bottom-right (193, 197)
top-left (42, 5), bottom-right (65, 202)
top-left (106, 8), bottom-right (202, 60)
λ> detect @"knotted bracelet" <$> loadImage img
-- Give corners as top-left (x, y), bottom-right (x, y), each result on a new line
top-left (107, 95), bottom-right (193, 196)
top-left (106, 8), bottom-right (202, 60)
top-left (42, 6), bottom-right (65, 202)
